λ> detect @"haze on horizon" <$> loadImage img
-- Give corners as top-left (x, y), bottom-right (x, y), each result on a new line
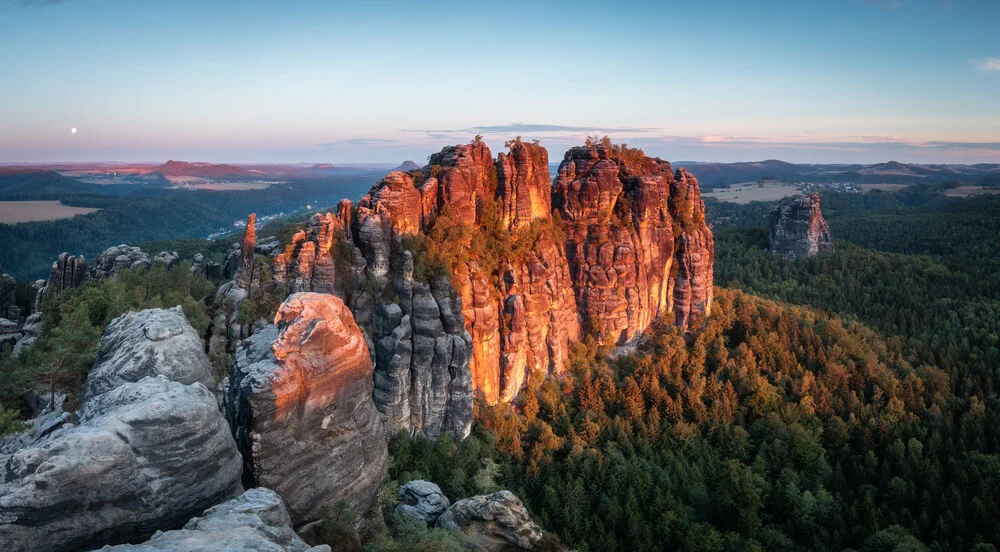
top-left (1, 0), bottom-right (998, 165)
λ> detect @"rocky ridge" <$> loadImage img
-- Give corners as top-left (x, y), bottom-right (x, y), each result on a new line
top-left (271, 138), bottom-right (714, 407)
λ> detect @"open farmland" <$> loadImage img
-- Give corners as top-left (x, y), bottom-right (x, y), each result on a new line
top-left (702, 182), bottom-right (800, 204)
top-left (0, 200), bottom-right (100, 223)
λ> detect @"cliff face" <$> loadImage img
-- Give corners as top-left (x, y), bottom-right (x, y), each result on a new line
top-left (553, 146), bottom-right (713, 343)
top-left (768, 192), bottom-right (834, 260)
top-left (227, 293), bottom-right (388, 526)
top-left (272, 138), bottom-right (714, 410)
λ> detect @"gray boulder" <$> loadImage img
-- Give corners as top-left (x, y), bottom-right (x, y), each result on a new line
top-left (436, 490), bottom-right (544, 551)
top-left (92, 245), bottom-right (151, 280)
top-left (151, 251), bottom-right (180, 269)
top-left (0, 308), bottom-right (243, 552)
top-left (394, 480), bottom-right (450, 525)
top-left (94, 488), bottom-right (328, 552)
top-left (0, 376), bottom-right (242, 552)
top-left (83, 306), bottom-right (214, 401)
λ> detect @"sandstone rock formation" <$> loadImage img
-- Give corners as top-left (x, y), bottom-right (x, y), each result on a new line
top-left (553, 145), bottom-right (714, 341)
top-left (272, 195), bottom-right (474, 440)
top-left (269, 138), bottom-right (714, 407)
top-left (83, 306), bottom-right (216, 401)
top-left (0, 308), bottom-right (242, 552)
top-left (235, 213), bottom-right (259, 290)
top-left (151, 250), bottom-right (180, 269)
top-left (0, 267), bottom-right (18, 321)
top-left (34, 252), bottom-right (88, 310)
top-left (10, 312), bottom-right (41, 359)
top-left (768, 192), bottom-right (834, 260)
top-left (92, 244), bottom-right (151, 279)
top-left (226, 292), bottom-right (388, 527)
top-left (394, 480), bottom-right (451, 525)
top-left (95, 488), bottom-right (329, 552)
top-left (273, 202), bottom-right (356, 296)
top-left (435, 490), bottom-right (544, 551)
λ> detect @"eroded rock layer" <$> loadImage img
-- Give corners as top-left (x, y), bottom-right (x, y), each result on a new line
top-left (226, 292), bottom-right (388, 527)
top-left (0, 308), bottom-right (242, 552)
top-left (768, 192), bottom-right (834, 260)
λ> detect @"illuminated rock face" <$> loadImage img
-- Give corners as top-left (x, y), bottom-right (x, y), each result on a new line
top-left (553, 146), bottom-right (714, 344)
top-left (234, 213), bottom-right (258, 290)
top-left (227, 292), bottom-right (388, 526)
top-left (270, 139), bottom-right (713, 409)
top-left (497, 142), bottom-right (552, 230)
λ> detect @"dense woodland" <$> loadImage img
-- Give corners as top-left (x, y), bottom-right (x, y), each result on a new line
top-left (389, 188), bottom-right (1000, 551)
top-left (4, 179), bottom-right (1000, 550)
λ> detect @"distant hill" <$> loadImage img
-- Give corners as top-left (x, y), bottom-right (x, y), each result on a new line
top-left (0, 169), bottom-right (102, 199)
top-left (676, 159), bottom-right (1000, 188)
top-left (152, 160), bottom-right (254, 179)
top-left (391, 160), bottom-right (421, 172)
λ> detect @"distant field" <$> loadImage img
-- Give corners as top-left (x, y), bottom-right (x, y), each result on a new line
top-left (703, 182), bottom-right (799, 204)
top-left (0, 200), bottom-right (100, 223)
top-left (943, 186), bottom-right (1000, 197)
top-left (859, 183), bottom-right (910, 191)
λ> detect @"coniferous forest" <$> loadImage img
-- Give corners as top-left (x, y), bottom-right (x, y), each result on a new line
top-left (386, 189), bottom-right (1000, 552)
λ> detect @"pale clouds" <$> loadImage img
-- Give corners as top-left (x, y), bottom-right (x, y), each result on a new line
top-left (971, 57), bottom-right (1000, 73)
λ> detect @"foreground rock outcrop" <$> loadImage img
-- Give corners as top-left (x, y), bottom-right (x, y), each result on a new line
top-left (436, 490), bottom-right (544, 551)
top-left (96, 488), bottom-right (328, 552)
top-left (269, 137), bottom-right (714, 407)
top-left (226, 292), bottom-right (388, 527)
top-left (0, 307), bottom-right (243, 552)
top-left (768, 192), bottom-right (834, 260)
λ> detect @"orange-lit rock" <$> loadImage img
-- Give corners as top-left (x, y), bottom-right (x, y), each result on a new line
top-left (497, 141), bottom-right (551, 230)
top-left (235, 213), bottom-right (257, 290)
top-left (227, 292), bottom-right (387, 527)
top-left (431, 138), bottom-right (494, 225)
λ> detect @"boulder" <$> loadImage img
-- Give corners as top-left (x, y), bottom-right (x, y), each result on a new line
top-left (226, 292), bottom-right (388, 526)
top-left (92, 245), bottom-right (150, 280)
top-left (394, 480), bottom-right (450, 525)
top-left (436, 490), bottom-right (544, 551)
top-left (768, 192), bottom-right (834, 260)
top-left (94, 488), bottom-right (328, 552)
top-left (0, 308), bottom-right (242, 552)
top-left (151, 251), bottom-right (180, 269)
top-left (83, 306), bottom-right (215, 401)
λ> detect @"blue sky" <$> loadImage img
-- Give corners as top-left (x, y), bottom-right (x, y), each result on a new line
top-left (1, 0), bottom-right (998, 164)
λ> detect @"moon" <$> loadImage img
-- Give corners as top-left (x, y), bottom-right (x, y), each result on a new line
top-left (70, 128), bottom-right (77, 134)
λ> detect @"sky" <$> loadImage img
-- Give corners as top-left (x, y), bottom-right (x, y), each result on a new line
top-left (1, 0), bottom-right (998, 164)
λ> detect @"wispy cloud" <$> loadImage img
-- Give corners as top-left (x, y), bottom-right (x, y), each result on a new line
top-left (405, 122), bottom-right (658, 137)
top-left (318, 138), bottom-right (396, 148)
top-left (971, 57), bottom-right (1000, 73)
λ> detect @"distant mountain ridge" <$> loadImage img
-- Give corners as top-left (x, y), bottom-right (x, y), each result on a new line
top-left (153, 160), bottom-right (254, 179)
top-left (673, 159), bottom-right (1000, 188)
